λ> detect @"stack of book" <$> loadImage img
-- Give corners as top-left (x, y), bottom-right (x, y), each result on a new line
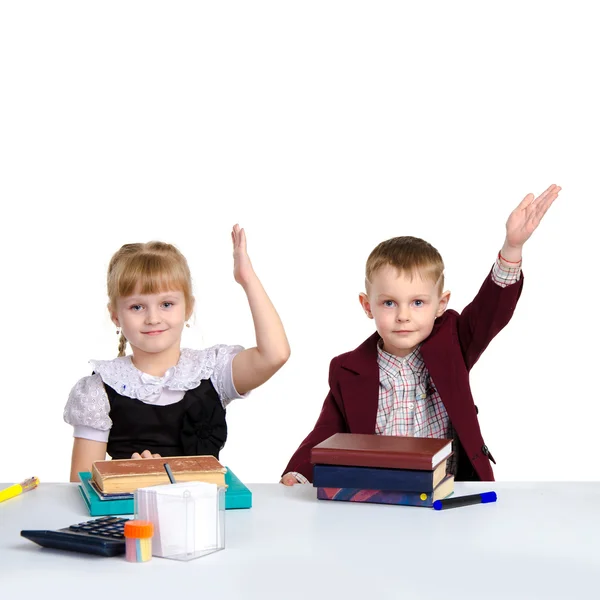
top-left (91, 455), bottom-right (227, 494)
top-left (310, 433), bottom-right (454, 507)
top-left (78, 455), bottom-right (252, 516)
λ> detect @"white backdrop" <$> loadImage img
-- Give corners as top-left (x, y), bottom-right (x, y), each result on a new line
top-left (1, 1), bottom-right (597, 484)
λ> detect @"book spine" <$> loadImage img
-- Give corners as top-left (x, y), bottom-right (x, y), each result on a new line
top-left (313, 464), bottom-right (435, 492)
top-left (316, 487), bottom-right (436, 507)
top-left (310, 448), bottom-right (432, 470)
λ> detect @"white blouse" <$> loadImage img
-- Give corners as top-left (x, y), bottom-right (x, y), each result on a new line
top-left (63, 345), bottom-right (248, 443)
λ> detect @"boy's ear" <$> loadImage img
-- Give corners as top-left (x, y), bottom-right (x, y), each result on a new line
top-left (108, 303), bottom-right (120, 327)
top-left (436, 290), bottom-right (451, 317)
top-left (359, 293), bottom-right (373, 319)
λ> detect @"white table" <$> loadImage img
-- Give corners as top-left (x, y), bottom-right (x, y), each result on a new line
top-left (1, 482), bottom-right (599, 599)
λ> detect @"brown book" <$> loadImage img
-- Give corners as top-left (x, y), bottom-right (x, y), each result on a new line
top-left (92, 455), bottom-right (227, 494)
top-left (310, 433), bottom-right (453, 470)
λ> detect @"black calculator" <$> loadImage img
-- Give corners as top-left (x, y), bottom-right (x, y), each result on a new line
top-left (21, 516), bottom-right (130, 557)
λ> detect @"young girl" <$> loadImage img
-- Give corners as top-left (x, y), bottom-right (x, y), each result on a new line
top-left (64, 225), bottom-right (290, 482)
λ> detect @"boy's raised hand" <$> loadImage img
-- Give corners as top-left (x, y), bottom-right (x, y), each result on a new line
top-left (504, 184), bottom-right (561, 250)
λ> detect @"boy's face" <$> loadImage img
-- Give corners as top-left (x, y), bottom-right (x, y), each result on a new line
top-left (359, 266), bottom-right (450, 358)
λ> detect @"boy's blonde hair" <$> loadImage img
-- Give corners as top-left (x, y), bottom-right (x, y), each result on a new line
top-left (107, 241), bottom-right (194, 356)
top-left (365, 236), bottom-right (445, 293)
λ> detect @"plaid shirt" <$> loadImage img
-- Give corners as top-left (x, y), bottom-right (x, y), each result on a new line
top-left (376, 340), bottom-right (458, 472)
top-left (290, 255), bottom-right (522, 483)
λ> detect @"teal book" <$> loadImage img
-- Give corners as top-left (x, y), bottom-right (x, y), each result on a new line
top-left (224, 468), bottom-right (253, 509)
top-left (78, 467), bottom-right (252, 516)
top-left (78, 472), bottom-right (133, 516)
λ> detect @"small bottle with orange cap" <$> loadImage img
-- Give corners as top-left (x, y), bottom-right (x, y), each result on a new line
top-left (124, 520), bottom-right (154, 562)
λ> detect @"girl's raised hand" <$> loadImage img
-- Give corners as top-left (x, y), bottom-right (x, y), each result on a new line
top-left (232, 224), bottom-right (255, 287)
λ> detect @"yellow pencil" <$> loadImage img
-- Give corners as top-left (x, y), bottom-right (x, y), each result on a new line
top-left (0, 477), bottom-right (39, 503)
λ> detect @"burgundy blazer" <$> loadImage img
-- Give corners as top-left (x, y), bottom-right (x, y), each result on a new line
top-left (283, 267), bottom-right (524, 482)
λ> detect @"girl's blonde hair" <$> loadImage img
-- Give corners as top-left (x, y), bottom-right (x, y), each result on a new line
top-left (107, 241), bottom-right (194, 357)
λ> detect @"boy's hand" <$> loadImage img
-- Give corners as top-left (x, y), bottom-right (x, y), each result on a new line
top-left (504, 184), bottom-right (561, 252)
top-left (232, 224), bottom-right (256, 287)
top-left (280, 473), bottom-right (300, 486)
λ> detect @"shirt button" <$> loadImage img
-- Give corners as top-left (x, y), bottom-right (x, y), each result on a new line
top-left (408, 403), bottom-right (415, 410)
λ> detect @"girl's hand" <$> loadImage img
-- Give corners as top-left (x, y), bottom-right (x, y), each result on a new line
top-left (229, 222), bottom-right (290, 395)
top-left (504, 184), bottom-right (561, 250)
top-left (131, 450), bottom-right (161, 459)
top-left (232, 224), bottom-right (255, 287)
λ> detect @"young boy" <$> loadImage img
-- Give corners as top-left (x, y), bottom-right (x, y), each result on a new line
top-left (281, 184), bottom-right (561, 484)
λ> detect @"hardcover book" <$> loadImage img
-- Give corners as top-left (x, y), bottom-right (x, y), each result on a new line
top-left (92, 455), bottom-right (227, 494)
top-left (310, 433), bottom-right (452, 470)
top-left (312, 457), bottom-right (450, 492)
top-left (316, 475), bottom-right (455, 507)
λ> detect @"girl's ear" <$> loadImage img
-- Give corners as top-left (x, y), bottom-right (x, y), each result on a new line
top-left (108, 302), bottom-right (119, 327)
top-left (186, 296), bottom-right (196, 321)
top-left (436, 290), bottom-right (451, 317)
top-left (359, 293), bottom-right (373, 319)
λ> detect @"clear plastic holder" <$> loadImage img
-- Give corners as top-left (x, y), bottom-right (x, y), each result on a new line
top-left (135, 482), bottom-right (225, 561)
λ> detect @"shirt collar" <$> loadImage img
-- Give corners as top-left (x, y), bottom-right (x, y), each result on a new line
top-left (89, 348), bottom-right (212, 400)
top-left (376, 339), bottom-right (425, 378)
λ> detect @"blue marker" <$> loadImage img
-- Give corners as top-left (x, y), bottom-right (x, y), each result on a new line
top-left (433, 491), bottom-right (497, 510)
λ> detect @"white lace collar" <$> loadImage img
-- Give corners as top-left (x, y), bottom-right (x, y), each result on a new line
top-left (90, 348), bottom-right (216, 401)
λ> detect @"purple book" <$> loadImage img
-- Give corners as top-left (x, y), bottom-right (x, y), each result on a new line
top-left (316, 475), bottom-right (454, 507)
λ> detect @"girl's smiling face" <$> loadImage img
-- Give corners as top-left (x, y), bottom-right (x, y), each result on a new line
top-left (110, 289), bottom-right (188, 357)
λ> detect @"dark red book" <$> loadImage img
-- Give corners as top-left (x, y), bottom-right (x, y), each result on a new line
top-left (310, 433), bottom-right (452, 470)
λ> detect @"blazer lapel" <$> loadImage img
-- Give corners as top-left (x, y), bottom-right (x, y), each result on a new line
top-left (338, 332), bottom-right (381, 434)
top-left (420, 315), bottom-right (471, 438)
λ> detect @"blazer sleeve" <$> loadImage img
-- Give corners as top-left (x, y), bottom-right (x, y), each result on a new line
top-left (456, 265), bottom-right (524, 370)
top-left (281, 357), bottom-right (349, 482)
